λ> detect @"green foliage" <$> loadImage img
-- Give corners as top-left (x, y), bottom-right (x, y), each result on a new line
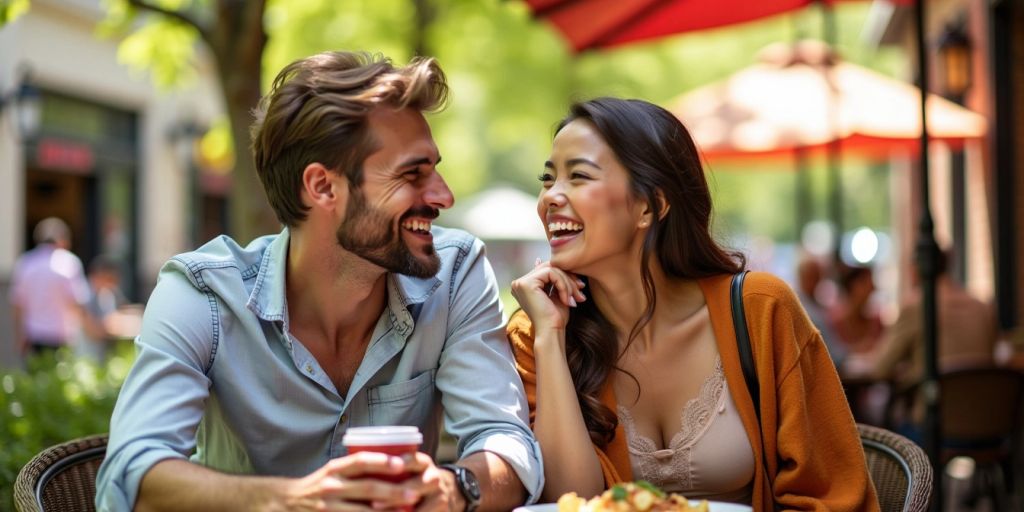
top-left (265, 0), bottom-right (414, 83)
top-left (117, 19), bottom-right (199, 88)
top-left (97, 0), bottom-right (201, 89)
top-left (0, 343), bottom-right (135, 510)
top-left (0, 0), bottom-right (29, 24)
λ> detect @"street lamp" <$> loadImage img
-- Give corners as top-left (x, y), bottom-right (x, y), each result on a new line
top-left (937, 24), bottom-right (972, 101)
top-left (937, 24), bottom-right (973, 285)
top-left (0, 75), bottom-right (42, 137)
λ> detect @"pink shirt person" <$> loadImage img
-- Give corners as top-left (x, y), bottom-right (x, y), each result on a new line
top-left (9, 217), bottom-right (90, 351)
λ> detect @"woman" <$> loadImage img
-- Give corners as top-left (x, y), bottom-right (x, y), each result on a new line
top-left (508, 98), bottom-right (878, 511)
top-left (830, 265), bottom-right (884, 355)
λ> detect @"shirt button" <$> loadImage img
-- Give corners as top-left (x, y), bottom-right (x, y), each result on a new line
top-left (305, 363), bottom-right (314, 374)
top-left (340, 413), bottom-right (348, 423)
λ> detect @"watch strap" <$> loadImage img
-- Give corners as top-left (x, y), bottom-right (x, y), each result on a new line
top-left (440, 463), bottom-right (480, 512)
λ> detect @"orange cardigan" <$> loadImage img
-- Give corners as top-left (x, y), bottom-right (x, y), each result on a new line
top-left (508, 272), bottom-right (880, 512)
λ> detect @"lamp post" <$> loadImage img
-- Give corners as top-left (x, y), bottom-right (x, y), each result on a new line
top-left (937, 25), bottom-right (972, 101)
top-left (0, 70), bottom-right (42, 138)
top-left (168, 119), bottom-right (207, 247)
top-left (937, 25), bottom-right (972, 285)
top-left (913, 3), bottom-right (942, 510)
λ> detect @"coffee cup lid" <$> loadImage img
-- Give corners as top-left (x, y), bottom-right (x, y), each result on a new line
top-left (342, 426), bottom-right (423, 446)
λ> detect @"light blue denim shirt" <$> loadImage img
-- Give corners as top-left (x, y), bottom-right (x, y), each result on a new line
top-left (96, 227), bottom-right (542, 510)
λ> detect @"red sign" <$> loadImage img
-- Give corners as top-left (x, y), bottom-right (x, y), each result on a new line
top-left (36, 138), bottom-right (95, 174)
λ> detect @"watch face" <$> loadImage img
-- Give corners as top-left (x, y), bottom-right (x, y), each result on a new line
top-left (463, 467), bottom-right (481, 500)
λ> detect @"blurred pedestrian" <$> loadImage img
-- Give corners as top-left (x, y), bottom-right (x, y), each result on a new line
top-left (76, 255), bottom-right (127, 361)
top-left (9, 217), bottom-right (91, 358)
top-left (795, 254), bottom-right (846, 366)
top-left (870, 250), bottom-right (996, 386)
top-left (829, 264), bottom-right (883, 355)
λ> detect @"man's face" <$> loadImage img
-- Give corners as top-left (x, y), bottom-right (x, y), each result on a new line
top-left (336, 107), bottom-right (454, 278)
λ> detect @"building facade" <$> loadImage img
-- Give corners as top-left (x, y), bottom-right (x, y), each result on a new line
top-left (0, 0), bottom-right (226, 367)
top-left (867, 0), bottom-right (1021, 336)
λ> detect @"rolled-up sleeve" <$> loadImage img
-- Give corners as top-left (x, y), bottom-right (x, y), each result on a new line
top-left (436, 239), bottom-right (544, 503)
top-left (96, 262), bottom-right (215, 511)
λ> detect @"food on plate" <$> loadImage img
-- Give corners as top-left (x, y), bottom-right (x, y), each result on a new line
top-left (557, 481), bottom-right (709, 512)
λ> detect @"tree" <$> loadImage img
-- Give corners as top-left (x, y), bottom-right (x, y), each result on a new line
top-left (113, 0), bottom-right (273, 244)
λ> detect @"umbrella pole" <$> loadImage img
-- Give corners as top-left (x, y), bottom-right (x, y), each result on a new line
top-left (791, 17), bottom-right (811, 246)
top-left (821, 1), bottom-right (843, 264)
top-left (913, 1), bottom-right (943, 510)
top-left (795, 148), bottom-right (811, 244)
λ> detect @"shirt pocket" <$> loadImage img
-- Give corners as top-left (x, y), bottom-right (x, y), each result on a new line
top-left (367, 369), bottom-right (438, 426)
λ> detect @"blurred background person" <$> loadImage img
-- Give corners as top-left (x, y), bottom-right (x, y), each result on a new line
top-left (868, 249), bottom-right (996, 387)
top-left (795, 254), bottom-right (846, 367)
top-left (76, 255), bottom-right (128, 361)
top-left (829, 264), bottom-right (883, 355)
top-left (841, 249), bottom-right (997, 434)
top-left (9, 217), bottom-right (91, 359)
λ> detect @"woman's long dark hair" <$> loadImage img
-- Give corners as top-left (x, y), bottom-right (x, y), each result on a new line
top-left (557, 98), bottom-right (745, 447)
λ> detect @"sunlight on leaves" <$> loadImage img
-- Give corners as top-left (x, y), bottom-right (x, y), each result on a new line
top-left (117, 18), bottom-right (198, 88)
top-left (0, 0), bottom-right (30, 25)
top-left (198, 117), bottom-right (235, 174)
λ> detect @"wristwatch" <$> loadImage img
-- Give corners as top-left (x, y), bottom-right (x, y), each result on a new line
top-left (440, 463), bottom-right (481, 512)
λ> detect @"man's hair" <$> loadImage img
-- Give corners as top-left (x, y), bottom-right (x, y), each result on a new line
top-left (33, 217), bottom-right (71, 245)
top-left (251, 51), bottom-right (449, 226)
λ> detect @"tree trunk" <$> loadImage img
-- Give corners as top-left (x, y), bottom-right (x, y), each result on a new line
top-left (411, 0), bottom-right (435, 57)
top-left (212, 0), bottom-right (278, 245)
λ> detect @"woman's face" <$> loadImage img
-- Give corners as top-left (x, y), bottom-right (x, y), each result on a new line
top-left (537, 119), bottom-right (647, 274)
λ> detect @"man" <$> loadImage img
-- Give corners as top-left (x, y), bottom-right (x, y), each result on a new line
top-left (869, 250), bottom-right (996, 386)
top-left (10, 217), bottom-right (91, 357)
top-left (97, 51), bottom-right (541, 511)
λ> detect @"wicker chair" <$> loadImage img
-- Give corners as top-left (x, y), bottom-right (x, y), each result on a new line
top-left (13, 434), bottom-right (108, 512)
top-left (858, 423), bottom-right (933, 512)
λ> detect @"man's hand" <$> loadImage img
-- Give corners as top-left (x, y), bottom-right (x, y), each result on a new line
top-left (403, 454), bottom-right (465, 511)
top-left (283, 451), bottom-right (421, 511)
top-left (287, 451), bottom-right (470, 512)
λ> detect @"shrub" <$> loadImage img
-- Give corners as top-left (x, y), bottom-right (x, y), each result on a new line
top-left (0, 342), bottom-right (134, 510)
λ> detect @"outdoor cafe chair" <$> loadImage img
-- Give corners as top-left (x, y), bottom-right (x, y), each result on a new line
top-left (858, 423), bottom-right (933, 512)
top-left (886, 364), bottom-right (1024, 510)
top-left (14, 434), bottom-right (107, 512)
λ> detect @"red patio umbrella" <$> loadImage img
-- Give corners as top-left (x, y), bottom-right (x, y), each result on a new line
top-left (524, 0), bottom-right (910, 53)
top-left (668, 40), bottom-right (986, 160)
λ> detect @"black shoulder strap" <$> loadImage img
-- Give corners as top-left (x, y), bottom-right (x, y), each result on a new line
top-left (731, 271), bottom-right (776, 507)
top-left (731, 271), bottom-right (760, 416)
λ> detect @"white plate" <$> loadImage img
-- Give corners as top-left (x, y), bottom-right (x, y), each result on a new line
top-left (514, 502), bottom-right (751, 512)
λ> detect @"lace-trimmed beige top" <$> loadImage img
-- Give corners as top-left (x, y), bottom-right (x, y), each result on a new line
top-left (617, 357), bottom-right (754, 503)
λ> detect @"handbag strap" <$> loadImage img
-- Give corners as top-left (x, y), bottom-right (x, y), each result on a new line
top-left (730, 271), bottom-right (775, 507)
top-left (731, 271), bottom-right (760, 415)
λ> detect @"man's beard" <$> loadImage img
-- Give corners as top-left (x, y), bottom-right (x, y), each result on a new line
top-left (336, 190), bottom-right (441, 278)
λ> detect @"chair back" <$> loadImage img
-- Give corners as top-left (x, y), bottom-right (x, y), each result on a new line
top-left (13, 434), bottom-right (108, 512)
top-left (939, 366), bottom-right (1024, 453)
top-left (858, 423), bottom-right (932, 512)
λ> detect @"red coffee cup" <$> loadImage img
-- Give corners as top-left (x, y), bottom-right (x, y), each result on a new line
top-left (342, 426), bottom-right (424, 511)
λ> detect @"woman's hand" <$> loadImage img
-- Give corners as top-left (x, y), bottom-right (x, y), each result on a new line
top-left (510, 260), bottom-right (586, 334)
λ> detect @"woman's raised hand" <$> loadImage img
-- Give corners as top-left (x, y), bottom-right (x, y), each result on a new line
top-left (510, 259), bottom-right (586, 333)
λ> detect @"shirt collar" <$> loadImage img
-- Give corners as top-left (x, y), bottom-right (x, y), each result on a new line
top-left (247, 228), bottom-right (290, 323)
top-left (247, 227), bottom-right (443, 334)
